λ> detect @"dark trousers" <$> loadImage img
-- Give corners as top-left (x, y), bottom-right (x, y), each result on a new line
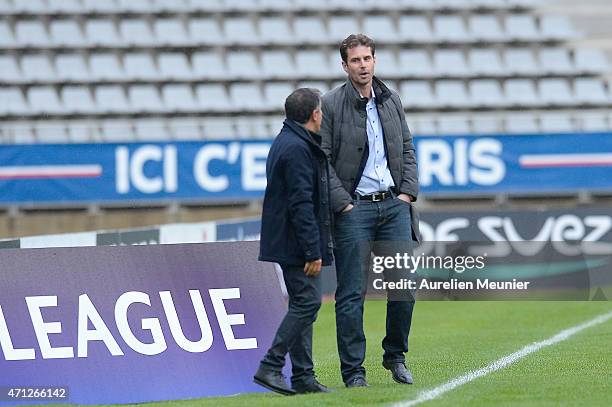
top-left (259, 264), bottom-right (322, 387)
top-left (333, 196), bottom-right (415, 383)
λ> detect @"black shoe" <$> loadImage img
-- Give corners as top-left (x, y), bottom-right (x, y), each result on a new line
top-left (382, 361), bottom-right (413, 384)
top-left (345, 376), bottom-right (369, 388)
top-left (293, 379), bottom-right (331, 394)
top-left (253, 367), bottom-right (296, 396)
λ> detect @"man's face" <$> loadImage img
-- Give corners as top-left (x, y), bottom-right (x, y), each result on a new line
top-left (312, 105), bottom-right (323, 133)
top-left (342, 45), bottom-right (375, 88)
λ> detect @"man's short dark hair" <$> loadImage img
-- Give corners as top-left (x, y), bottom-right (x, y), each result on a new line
top-left (340, 34), bottom-right (375, 63)
top-left (284, 88), bottom-right (321, 124)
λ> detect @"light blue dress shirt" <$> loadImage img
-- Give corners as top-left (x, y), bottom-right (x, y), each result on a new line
top-left (355, 88), bottom-right (395, 196)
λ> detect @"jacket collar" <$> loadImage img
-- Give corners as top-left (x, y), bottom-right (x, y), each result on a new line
top-left (345, 76), bottom-right (392, 110)
top-left (283, 119), bottom-right (322, 148)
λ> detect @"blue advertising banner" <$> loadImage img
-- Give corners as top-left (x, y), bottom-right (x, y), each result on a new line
top-left (0, 242), bottom-right (286, 405)
top-left (1, 133), bottom-right (612, 204)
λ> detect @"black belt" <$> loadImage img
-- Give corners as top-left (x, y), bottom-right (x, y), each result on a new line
top-left (356, 190), bottom-right (393, 202)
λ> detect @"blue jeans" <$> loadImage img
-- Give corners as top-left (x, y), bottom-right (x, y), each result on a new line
top-left (333, 196), bottom-right (415, 383)
top-left (259, 264), bottom-right (322, 387)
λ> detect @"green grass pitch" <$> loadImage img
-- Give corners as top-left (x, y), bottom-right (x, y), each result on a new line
top-left (46, 301), bottom-right (612, 407)
top-left (156, 301), bottom-right (611, 406)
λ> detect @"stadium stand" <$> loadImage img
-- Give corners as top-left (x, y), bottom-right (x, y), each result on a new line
top-left (0, 0), bottom-right (610, 142)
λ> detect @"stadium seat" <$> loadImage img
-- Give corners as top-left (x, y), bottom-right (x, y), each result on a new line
top-left (47, 0), bottom-right (84, 13)
top-left (116, 0), bottom-right (152, 13)
top-left (437, 115), bottom-right (471, 135)
top-left (154, 0), bottom-right (190, 12)
top-left (293, 17), bottom-right (328, 44)
top-left (259, 0), bottom-right (294, 12)
top-left (0, 22), bottom-right (15, 49)
top-left (154, 19), bottom-right (190, 47)
top-left (538, 78), bottom-right (574, 107)
top-left (263, 82), bottom-right (294, 110)
top-left (235, 116), bottom-right (271, 139)
top-left (398, 50), bottom-right (433, 77)
top-left (373, 49), bottom-right (401, 78)
top-left (124, 53), bottom-right (159, 81)
top-left (195, 84), bottom-right (232, 113)
top-left (0, 55), bottom-right (21, 83)
top-left (259, 17), bottom-right (294, 45)
top-left (539, 48), bottom-right (575, 75)
top-left (119, 20), bottom-right (155, 47)
top-left (226, 51), bottom-right (262, 80)
top-left (134, 119), bottom-right (168, 141)
top-left (158, 53), bottom-right (192, 80)
top-left (224, 17), bottom-right (259, 46)
top-left (261, 51), bottom-right (295, 80)
top-left (0, 88), bottom-right (30, 116)
top-left (128, 85), bottom-right (164, 113)
top-left (363, 15), bottom-right (398, 43)
top-left (400, 81), bottom-right (437, 109)
top-left (62, 86), bottom-right (98, 114)
top-left (101, 120), bottom-right (135, 142)
top-left (298, 81), bottom-right (330, 93)
top-left (504, 48), bottom-right (540, 76)
top-left (574, 49), bottom-right (610, 74)
top-left (398, 16), bottom-right (434, 43)
top-left (90, 53), bottom-right (124, 81)
top-left (82, 0), bottom-right (120, 13)
top-left (27, 86), bottom-right (65, 115)
top-left (295, 50), bottom-right (333, 79)
top-left (468, 49), bottom-right (506, 76)
top-left (229, 83), bottom-right (263, 112)
top-left (410, 116), bottom-right (437, 135)
top-left (66, 122), bottom-right (100, 143)
top-left (469, 80), bottom-right (506, 108)
top-left (577, 113), bottom-right (609, 132)
top-left (192, 51), bottom-right (226, 80)
top-left (50, 20), bottom-right (86, 47)
top-left (472, 116), bottom-right (502, 134)
top-left (202, 118), bottom-right (236, 140)
top-left (505, 113), bottom-right (539, 134)
top-left (433, 50), bottom-right (470, 77)
top-left (189, 18), bottom-right (226, 46)
top-left (162, 84), bottom-right (198, 113)
top-left (12, 0), bottom-right (47, 14)
top-left (168, 118), bottom-right (203, 140)
top-left (95, 85), bottom-right (131, 114)
top-left (505, 15), bottom-right (541, 42)
top-left (433, 15), bottom-right (471, 43)
top-left (328, 16), bottom-right (361, 43)
top-left (15, 20), bottom-right (50, 47)
top-left (436, 80), bottom-right (471, 108)
top-left (21, 55), bottom-right (56, 82)
top-left (540, 112), bottom-right (574, 133)
top-left (469, 15), bottom-right (505, 42)
top-left (188, 0), bottom-right (224, 13)
top-left (540, 15), bottom-right (579, 41)
top-left (85, 20), bottom-right (121, 48)
top-left (35, 122), bottom-right (70, 143)
top-left (573, 78), bottom-right (609, 105)
top-left (55, 54), bottom-right (90, 82)
top-left (504, 79), bottom-right (540, 107)
top-left (10, 124), bottom-right (38, 144)
top-left (223, 0), bottom-right (260, 12)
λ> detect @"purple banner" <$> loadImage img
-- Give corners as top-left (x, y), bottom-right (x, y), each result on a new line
top-left (0, 242), bottom-right (286, 405)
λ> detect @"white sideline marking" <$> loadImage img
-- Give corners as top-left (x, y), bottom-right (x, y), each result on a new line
top-left (393, 309), bottom-right (612, 407)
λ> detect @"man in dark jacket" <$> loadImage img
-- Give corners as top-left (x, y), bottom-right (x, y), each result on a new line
top-left (254, 88), bottom-right (333, 396)
top-left (320, 34), bottom-right (419, 387)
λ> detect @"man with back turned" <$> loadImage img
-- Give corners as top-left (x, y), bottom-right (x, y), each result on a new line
top-left (254, 88), bottom-right (333, 395)
top-left (320, 34), bottom-right (420, 387)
